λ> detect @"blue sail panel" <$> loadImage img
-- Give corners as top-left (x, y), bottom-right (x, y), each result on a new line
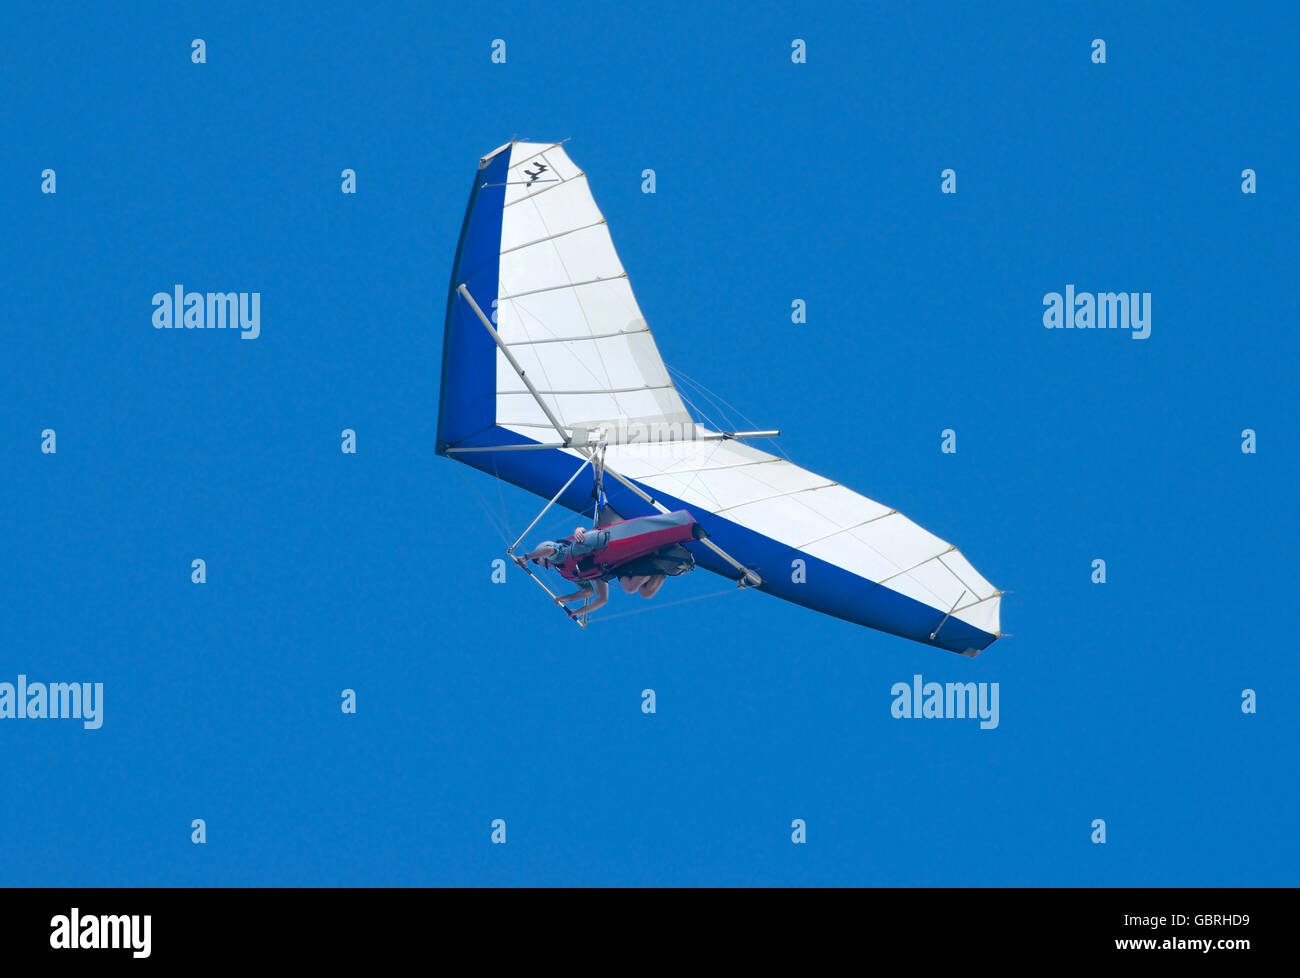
top-left (436, 149), bottom-right (510, 452)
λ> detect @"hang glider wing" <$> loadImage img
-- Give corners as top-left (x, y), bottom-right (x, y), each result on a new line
top-left (437, 141), bottom-right (1002, 656)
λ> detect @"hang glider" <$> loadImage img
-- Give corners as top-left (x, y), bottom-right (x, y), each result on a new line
top-left (436, 140), bottom-right (1003, 655)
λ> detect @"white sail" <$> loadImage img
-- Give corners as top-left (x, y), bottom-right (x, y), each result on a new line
top-left (488, 142), bottom-right (693, 433)
top-left (601, 438), bottom-right (1002, 637)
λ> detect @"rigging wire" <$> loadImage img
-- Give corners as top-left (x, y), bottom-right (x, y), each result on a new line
top-left (585, 585), bottom-right (745, 624)
top-left (453, 465), bottom-right (512, 545)
top-left (669, 368), bottom-right (729, 432)
top-left (491, 455), bottom-right (511, 524)
top-left (668, 365), bottom-right (792, 463)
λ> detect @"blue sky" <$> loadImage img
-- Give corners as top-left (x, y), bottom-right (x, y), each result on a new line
top-left (2, 1), bottom-right (1296, 886)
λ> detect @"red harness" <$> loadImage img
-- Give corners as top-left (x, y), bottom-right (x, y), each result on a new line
top-left (547, 511), bottom-right (700, 583)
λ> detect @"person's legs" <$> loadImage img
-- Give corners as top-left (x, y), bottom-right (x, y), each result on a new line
top-left (578, 580), bottom-right (609, 615)
top-left (637, 574), bottom-right (666, 598)
top-left (619, 575), bottom-right (648, 593)
top-left (555, 582), bottom-right (594, 604)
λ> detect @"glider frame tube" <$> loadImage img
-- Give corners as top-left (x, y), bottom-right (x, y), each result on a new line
top-left (506, 452), bottom-right (595, 556)
top-left (504, 450), bottom-right (597, 629)
top-left (598, 462), bottom-right (762, 587)
top-left (444, 430), bottom-right (782, 454)
top-left (457, 283), bottom-right (571, 445)
top-left (514, 557), bottom-right (587, 629)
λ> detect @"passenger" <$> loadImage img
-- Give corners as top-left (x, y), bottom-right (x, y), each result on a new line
top-left (517, 527), bottom-right (611, 617)
top-left (517, 526), bottom-right (666, 617)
